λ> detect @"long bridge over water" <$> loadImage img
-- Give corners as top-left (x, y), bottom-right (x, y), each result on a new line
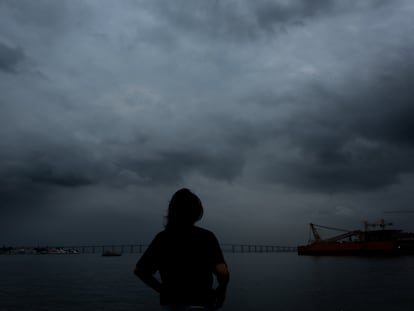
top-left (3, 244), bottom-right (297, 254)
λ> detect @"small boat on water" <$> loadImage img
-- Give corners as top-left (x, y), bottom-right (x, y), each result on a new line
top-left (101, 250), bottom-right (122, 257)
top-left (298, 219), bottom-right (414, 256)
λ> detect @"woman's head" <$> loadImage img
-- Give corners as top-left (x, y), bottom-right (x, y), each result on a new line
top-left (166, 188), bottom-right (203, 228)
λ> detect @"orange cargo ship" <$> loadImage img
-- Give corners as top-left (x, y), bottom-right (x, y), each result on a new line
top-left (298, 220), bottom-right (414, 256)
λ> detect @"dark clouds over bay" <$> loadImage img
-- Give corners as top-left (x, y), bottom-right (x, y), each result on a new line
top-left (1, 0), bottom-right (414, 245)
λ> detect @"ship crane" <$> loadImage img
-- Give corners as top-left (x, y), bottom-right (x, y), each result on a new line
top-left (364, 219), bottom-right (393, 231)
top-left (309, 223), bottom-right (361, 244)
top-left (309, 223), bottom-right (361, 243)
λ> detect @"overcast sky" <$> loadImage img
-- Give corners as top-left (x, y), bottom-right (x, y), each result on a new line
top-left (1, 0), bottom-right (414, 246)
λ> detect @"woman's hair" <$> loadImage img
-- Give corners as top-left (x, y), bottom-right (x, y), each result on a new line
top-left (166, 188), bottom-right (204, 228)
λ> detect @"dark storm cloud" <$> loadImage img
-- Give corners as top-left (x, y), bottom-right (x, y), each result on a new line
top-left (0, 0), bottom-right (85, 29)
top-left (262, 53), bottom-right (414, 192)
top-left (0, 42), bottom-right (24, 73)
top-left (0, 138), bottom-right (102, 212)
top-left (28, 163), bottom-right (95, 188)
top-left (0, 116), bottom-right (248, 212)
top-left (145, 0), bottom-right (389, 42)
top-left (124, 149), bottom-right (244, 185)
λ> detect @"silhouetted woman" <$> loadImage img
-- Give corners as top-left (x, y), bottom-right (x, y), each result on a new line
top-left (134, 188), bottom-right (229, 311)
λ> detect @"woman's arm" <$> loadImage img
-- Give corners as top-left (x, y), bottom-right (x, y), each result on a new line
top-left (134, 234), bottom-right (163, 293)
top-left (213, 263), bottom-right (230, 309)
top-left (133, 265), bottom-right (162, 293)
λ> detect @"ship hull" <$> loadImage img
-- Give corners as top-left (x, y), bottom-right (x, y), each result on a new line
top-left (298, 240), bottom-right (398, 256)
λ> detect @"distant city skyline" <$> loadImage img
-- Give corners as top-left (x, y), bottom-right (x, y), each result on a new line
top-left (1, 0), bottom-right (414, 246)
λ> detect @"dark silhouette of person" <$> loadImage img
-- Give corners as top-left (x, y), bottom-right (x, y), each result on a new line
top-left (134, 188), bottom-right (229, 311)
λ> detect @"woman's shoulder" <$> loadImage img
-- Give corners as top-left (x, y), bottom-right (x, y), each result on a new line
top-left (192, 226), bottom-right (217, 238)
top-left (159, 226), bottom-right (217, 240)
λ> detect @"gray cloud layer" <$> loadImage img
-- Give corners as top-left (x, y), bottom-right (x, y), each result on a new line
top-left (0, 42), bottom-right (24, 72)
top-left (1, 0), bottom-right (414, 243)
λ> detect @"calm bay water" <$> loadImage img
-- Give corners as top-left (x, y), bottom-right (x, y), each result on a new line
top-left (1, 253), bottom-right (413, 311)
